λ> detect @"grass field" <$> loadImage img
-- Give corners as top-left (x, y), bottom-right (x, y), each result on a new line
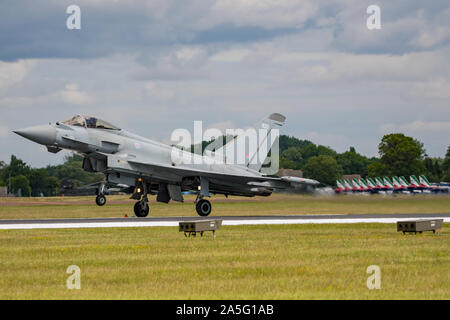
top-left (1, 193), bottom-right (450, 219)
top-left (0, 224), bottom-right (448, 299)
top-left (0, 194), bottom-right (449, 299)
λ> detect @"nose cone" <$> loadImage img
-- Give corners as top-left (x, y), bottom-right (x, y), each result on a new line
top-left (13, 125), bottom-right (56, 145)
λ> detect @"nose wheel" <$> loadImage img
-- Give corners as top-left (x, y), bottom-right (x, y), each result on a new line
top-left (195, 199), bottom-right (212, 217)
top-left (134, 199), bottom-right (149, 217)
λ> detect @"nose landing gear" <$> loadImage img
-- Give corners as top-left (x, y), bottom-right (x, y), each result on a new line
top-left (95, 183), bottom-right (107, 206)
top-left (95, 194), bottom-right (107, 206)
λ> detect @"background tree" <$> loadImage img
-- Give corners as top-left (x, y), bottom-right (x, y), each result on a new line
top-left (28, 168), bottom-right (50, 196)
top-left (302, 155), bottom-right (343, 186)
top-left (317, 145), bottom-right (337, 158)
top-left (375, 133), bottom-right (426, 176)
top-left (0, 161), bottom-right (5, 185)
top-left (367, 160), bottom-right (389, 177)
top-left (10, 175), bottom-right (31, 197)
top-left (442, 146), bottom-right (450, 181)
top-left (280, 147), bottom-right (303, 170)
top-left (45, 176), bottom-right (60, 196)
top-left (337, 147), bottom-right (372, 176)
top-left (1, 155), bottom-right (31, 182)
top-left (279, 135), bottom-right (314, 152)
top-left (45, 154), bottom-right (103, 186)
top-left (423, 157), bottom-right (442, 182)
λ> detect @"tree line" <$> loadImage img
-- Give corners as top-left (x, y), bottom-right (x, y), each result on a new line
top-left (0, 133), bottom-right (449, 196)
top-left (280, 134), bottom-right (450, 186)
top-left (0, 154), bottom-right (103, 197)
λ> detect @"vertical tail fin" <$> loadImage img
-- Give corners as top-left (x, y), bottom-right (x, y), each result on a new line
top-left (359, 178), bottom-right (369, 190)
top-left (419, 175), bottom-right (430, 187)
top-left (392, 176), bottom-right (402, 188)
top-left (383, 176), bottom-right (394, 188)
top-left (343, 179), bottom-right (353, 190)
top-left (336, 179), bottom-right (345, 189)
top-left (212, 113), bottom-right (285, 173)
top-left (399, 176), bottom-right (409, 187)
top-left (410, 175), bottom-right (420, 186)
top-left (367, 178), bottom-right (377, 188)
top-left (375, 177), bottom-right (385, 187)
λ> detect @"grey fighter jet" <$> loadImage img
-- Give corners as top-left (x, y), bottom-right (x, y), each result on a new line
top-left (13, 114), bottom-right (319, 217)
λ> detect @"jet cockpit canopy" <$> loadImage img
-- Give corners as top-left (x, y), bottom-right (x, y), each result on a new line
top-left (61, 115), bottom-right (120, 130)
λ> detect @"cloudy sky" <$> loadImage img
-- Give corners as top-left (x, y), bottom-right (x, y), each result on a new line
top-left (1, 0), bottom-right (450, 167)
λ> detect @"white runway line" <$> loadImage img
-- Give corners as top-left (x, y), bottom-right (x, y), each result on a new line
top-left (222, 217), bottom-right (450, 226)
top-left (0, 217), bottom-right (448, 230)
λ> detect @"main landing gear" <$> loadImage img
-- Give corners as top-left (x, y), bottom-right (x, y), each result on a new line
top-left (195, 197), bottom-right (212, 217)
top-left (131, 178), bottom-right (150, 218)
top-left (129, 178), bottom-right (212, 218)
top-left (194, 177), bottom-right (212, 217)
top-left (134, 199), bottom-right (149, 218)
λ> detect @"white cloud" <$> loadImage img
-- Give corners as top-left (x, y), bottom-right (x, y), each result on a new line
top-left (303, 131), bottom-right (350, 153)
top-left (210, 49), bottom-right (251, 62)
top-left (143, 82), bottom-right (174, 102)
top-left (60, 83), bottom-right (95, 105)
top-left (410, 77), bottom-right (450, 99)
top-left (2, 1), bottom-right (450, 167)
top-left (206, 120), bottom-right (235, 133)
top-left (206, 0), bottom-right (318, 29)
top-left (380, 121), bottom-right (450, 135)
top-left (380, 121), bottom-right (450, 156)
top-left (0, 124), bottom-right (8, 138)
top-left (0, 60), bottom-right (34, 91)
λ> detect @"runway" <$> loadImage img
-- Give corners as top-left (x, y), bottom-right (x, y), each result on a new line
top-left (0, 213), bottom-right (448, 230)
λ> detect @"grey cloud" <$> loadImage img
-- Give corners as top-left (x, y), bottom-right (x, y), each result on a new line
top-left (1, 1), bottom-right (450, 167)
top-left (2, 0), bottom-right (450, 63)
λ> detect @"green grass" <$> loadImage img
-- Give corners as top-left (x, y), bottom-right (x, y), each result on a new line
top-left (1, 193), bottom-right (450, 219)
top-left (0, 223), bottom-right (449, 299)
top-left (0, 195), bottom-right (449, 299)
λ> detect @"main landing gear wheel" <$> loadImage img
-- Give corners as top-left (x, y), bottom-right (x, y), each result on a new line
top-left (95, 194), bottom-right (106, 206)
top-left (196, 199), bottom-right (212, 217)
top-left (134, 200), bottom-right (149, 218)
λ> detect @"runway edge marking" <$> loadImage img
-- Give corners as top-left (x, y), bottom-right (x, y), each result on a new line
top-left (0, 217), bottom-right (449, 230)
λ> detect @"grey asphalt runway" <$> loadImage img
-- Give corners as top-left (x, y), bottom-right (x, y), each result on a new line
top-left (0, 213), bottom-right (448, 230)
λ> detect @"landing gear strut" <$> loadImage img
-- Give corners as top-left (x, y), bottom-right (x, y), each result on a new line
top-left (95, 183), bottom-right (107, 206)
top-left (195, 178), bottom-right (212, 217)
top-left (132, 178), bottom-right (150, 217)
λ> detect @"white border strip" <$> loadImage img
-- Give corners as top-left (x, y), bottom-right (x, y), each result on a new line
top-left (0, 217), bottom-right (448, 230)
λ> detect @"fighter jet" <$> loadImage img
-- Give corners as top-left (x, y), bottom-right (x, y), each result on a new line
top-left (334, 179), bottom-right (346, 193)
top-left (14, 114), bottom-right (319, 217)
top-left (392, 176), bottom-right (410, 194)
